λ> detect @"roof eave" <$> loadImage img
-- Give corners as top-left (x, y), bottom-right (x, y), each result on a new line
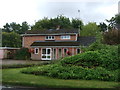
top-left (21, 33), bottom-right (78, 36)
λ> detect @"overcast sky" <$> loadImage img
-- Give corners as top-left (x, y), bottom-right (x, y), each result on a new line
top-left (0, 0), bottom-right (119, 28)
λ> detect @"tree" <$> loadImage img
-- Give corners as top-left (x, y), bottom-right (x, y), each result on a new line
top-left (19, 21), bottom-right (30, 34)
top-left (2, 21), bottom-right (29, 34)
top-left (2, 32), bottom-right (21, 47)
top-left (2, 23), bottom-right (11, 32)
top-left (32, 15), bottom-right (78, 30)
top-left (102, 29), bottom-right (120, 45)
top-left (106, 14), bottom-right (120, 30)
top-left (98, 22), bottom-right (107, 32)
top-left (80, 22), bottom-right (100, 36)
top-left (71, 18), bottom-right (83, 29)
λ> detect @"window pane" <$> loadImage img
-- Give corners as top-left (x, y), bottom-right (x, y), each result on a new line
top-left (47, 49), bottom-right (50, 54)
top-left (42, 49), bottom-right (46, 54)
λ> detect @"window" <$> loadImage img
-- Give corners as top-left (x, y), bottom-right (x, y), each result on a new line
top-left (61, 35), bottom-right (70, 39)
top-left (45, 36), bottom-right (55, 40)
top-left (77, 48), bottom-right (81, 54)
top-left (34, 48), bottom-right (39, 54)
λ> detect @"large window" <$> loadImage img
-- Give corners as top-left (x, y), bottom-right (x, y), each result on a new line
top-left (61, 35), bottom-right (70, 39)
top-left (45, 36), bottom-right (55, 40)
top-left (34, 48), bottom-right (39, 54)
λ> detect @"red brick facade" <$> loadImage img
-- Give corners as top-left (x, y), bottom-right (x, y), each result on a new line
top-left (23, 35), bottom-right (77, 48)
top-left (22, 33), bottom-right (81, 60)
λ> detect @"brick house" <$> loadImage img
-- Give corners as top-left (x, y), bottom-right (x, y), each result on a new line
top-left (21, 29), bottom-right (95, 60)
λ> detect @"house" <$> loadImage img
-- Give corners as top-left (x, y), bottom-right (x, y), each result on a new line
top-left (0, 47), bottom-right (20, 59)
top-left (21, 29), bottom-right (95, 60)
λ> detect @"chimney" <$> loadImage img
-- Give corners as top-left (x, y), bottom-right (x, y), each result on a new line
top-left (56, 25), bottom-right (60, 30)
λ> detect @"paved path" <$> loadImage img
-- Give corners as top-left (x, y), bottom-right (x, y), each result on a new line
top-left (1, 59), bottom-right (50, 65)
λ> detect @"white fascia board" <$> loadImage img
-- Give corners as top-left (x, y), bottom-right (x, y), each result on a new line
top-left (31, 46), bottom-right (80, 48)
top-left (21, 33), bottom-right (77, 36)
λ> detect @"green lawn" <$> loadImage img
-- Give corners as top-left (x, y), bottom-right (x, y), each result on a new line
top-left (2, 68), bottom-right (119, 88)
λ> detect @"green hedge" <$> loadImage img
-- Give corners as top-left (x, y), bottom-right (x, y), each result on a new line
top-left (21, 64), bottom-right (119, 81)
top-left (14, 48), bottom-right (31, 60)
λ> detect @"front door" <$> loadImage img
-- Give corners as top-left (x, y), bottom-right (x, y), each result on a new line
top-left (42, 48), bottom-right (51, 60)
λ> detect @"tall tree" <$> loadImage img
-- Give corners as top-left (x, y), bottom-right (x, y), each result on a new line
top-left (80, 22), bottom-right (100, 36)
top-left (71, 18), bottom-right (83, 30)
top-left (2, 32), bottom-right (21, 47)
top-left (2, 21), bottom-right (29, 34)
top-left (106, 14), bottom-right (120, 30)
top-left (32, 15), bottom-right (74, 30)
top-left (98, 22), bottom-right (107, 32)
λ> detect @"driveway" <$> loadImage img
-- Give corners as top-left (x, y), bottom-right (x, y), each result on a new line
top-left (1, 59), bottom-right (50, 65)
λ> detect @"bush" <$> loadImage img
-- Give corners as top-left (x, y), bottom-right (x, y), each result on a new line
top-left (102, 29), bottom-right (120, 45)
top-left (14, 48), bottom-right (31, 60)
top-left (21, 64), bottom-right (118, 81)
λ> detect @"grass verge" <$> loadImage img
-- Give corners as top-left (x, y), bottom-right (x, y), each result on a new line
top-left (2, 68), bottom-right (120, 88)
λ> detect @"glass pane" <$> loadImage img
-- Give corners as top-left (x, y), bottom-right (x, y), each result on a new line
top-left (42, 49), bottom-right (46, 54)
top-left (47, 56), bottom-right (50, 58)
top-left (47, 49), bottom-right (50, 54)
top-left (36, 49), bottom-right (38, 53)
top-left (42, 56), bottom-right (46, 58)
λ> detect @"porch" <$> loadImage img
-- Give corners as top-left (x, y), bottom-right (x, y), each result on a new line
top-left (31, 47), bottom-right (81, 60)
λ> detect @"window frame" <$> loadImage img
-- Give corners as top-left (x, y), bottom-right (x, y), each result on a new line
top-left (45, 36), bottom-right (55, 40)
top-left (61, 35), bottom-right (70, 39)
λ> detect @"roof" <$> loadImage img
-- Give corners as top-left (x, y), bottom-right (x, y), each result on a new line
top-left (31, 36), bottom-right (96, 47)
top-left (22, 29), bottom-right (79, 36)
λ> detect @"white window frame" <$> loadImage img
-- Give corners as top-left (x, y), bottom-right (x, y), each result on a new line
top-left (34, 48), bottom-right (39, 54)
top-left (61, 35), bottom-right (70, 39)
top-left (45, 36), bottom-right (55, 40)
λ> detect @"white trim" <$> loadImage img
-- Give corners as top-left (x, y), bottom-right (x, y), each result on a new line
top-left (34, 48), bottom-right (39, 54)
top-left (75, 34), bottom-right (78, 41)
top-left (31, 46), bottom-right (80, 48)
top-left (41, 48), bottom-right (51, 60)
top-left (21, 33), bottom-right (78, 36)
top-left (45, 36), bottom-right (55, 40)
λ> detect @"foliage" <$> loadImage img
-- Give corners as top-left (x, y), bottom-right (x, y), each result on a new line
top-left (71, 18), bottom-right (83, 29)
top-left (98, 22), bottom-right (107, 32)
top-left (106, 14), bottom-right (120, 30)
top-left (2, 21), bottom-right (29, 34)
top-left (31, 15), bottom-right (83, 30)
top-left (80, 22), bottom-right (101, 36)
top-left (14, 48), bottom-right (31, 60)
top-left (102, 29), bottom-right (120, 45)
top-left (21, 64), bottom-right (118, 81)
top-left (2, 32), bottom-right (21, 47)
top-left (21, 43), bottom-right (119, 81)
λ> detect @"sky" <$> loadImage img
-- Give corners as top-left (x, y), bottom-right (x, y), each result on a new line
top-left (0, 0), bottom-right (119, 28)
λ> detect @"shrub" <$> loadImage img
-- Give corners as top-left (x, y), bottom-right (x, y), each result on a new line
top-left (14, 48), bottom-right (31, 60)
top-left (21, 65), bottom-right (118, 81)
top-left (102, 29), bottom-right (120, 45)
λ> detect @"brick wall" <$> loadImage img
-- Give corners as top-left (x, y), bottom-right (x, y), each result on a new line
top-left (23, 35), bottom-right (77, 48)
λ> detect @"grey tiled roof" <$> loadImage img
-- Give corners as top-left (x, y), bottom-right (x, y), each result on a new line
top-left (31, 36), bottom-right (96, 47)
top-left (25, 29), bottom-right (79, 34)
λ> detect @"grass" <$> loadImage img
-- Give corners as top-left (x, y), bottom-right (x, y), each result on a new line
top-left (2, 68), bottom-right (120, 88)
